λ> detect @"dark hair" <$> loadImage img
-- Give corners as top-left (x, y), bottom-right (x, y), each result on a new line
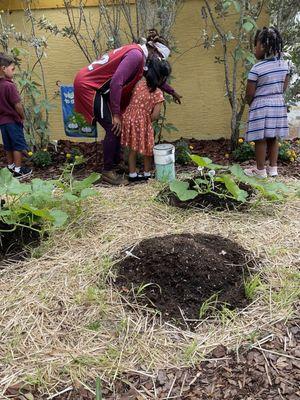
top-left (144, 57), bottom-right (171, 92)
top-left (0, 53), bottom-right (14, 67)
top-left (254, 26), bottom-right (283, 58)
top-left (146, 28), bottom-right (169, 48)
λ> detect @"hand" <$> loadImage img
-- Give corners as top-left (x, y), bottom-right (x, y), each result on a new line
top-left (172, 92), bottom-right (182, 104)
top-left (112, 114), bottom-right (122, 136)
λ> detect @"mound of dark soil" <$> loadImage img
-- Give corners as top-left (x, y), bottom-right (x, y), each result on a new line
top-left (158, 179), bottom-right (253, 211)
top-left (115, 234), bottom-right (256, 323)
top-left (0, 222), bottom-right (40, 265)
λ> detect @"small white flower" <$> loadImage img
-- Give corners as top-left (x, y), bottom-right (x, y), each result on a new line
top-left (208, 170), bottom-right (216, 177)
top-left (197, 166), bottom-right (204, 172)
top-left (219, 250), bottom-right (227, 256)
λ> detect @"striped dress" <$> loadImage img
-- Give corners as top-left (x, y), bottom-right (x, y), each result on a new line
top-left (245, 58), bottom-right (290, 141)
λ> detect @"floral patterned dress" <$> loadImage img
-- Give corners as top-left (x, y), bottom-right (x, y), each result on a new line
top-left (121, 78), bottom-right (164, 156)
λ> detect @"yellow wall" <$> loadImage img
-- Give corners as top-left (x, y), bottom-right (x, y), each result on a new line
top-left (2, 1), bottom-right (267, 142)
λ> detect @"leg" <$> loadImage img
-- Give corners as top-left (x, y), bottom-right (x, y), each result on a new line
top-left (6, 151), bottom-right (14, 165)
top-left (128, 149), bottom-right (137, 174)
top-left (144, 156), bottom-right (152, 173)
top-left (266, 138), bottom-right (278, 167)
top-left (99, 120), bottom-right (121, 172)
top-left (244, 139), bottom-right (267, 178)
top-left (255, 139), bottom-right (267, 170)
top-left (13, 150), bottom-right (22, 168)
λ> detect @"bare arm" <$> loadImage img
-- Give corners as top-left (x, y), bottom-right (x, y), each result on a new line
top-left (245, 80), bottom-right (256, 105)
top-left (151, 102), bottom-right (163, 122)
top-left (14, 102), bottom-right (25, 120)
top-left (160, 81), bottom-right (182, 104)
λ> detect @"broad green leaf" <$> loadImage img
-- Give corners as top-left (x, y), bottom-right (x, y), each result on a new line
top-left (0, 168), bottom-right (31, 196)
top-left (63, 192), bottom-right (79, 202)
top-left (207, 163), bottom-right (226, 170)
top-left (170, 180), bottom-right (198, 201)
top-left (190, 155), bottom-right (212, 167)
top-left (72, 173), bottom-right (101, 194)
top-left (243, 21), bottom-right (254, 32)
top-left (233, 1), bottom-right (241, 12)
top-left (221, 175), bottom-right (248, 202)
top-left (21, 204), bottom-right (53, 220)
top-left (194, 178), bottom-right (208, 185)
top-left (31, 178), bottom-right (54, 193)
top-left (80, 188), bottom-right (98, 199)
top-left (229, 164), bottom-right (247, 179)
top-left (49, 209), bottom-right (68, 228)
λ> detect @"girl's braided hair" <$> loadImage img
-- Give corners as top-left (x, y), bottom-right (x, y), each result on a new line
top-left (254, 26), bottom-right (283, 58)
top-left (146, 29), bottom-right (169, 48)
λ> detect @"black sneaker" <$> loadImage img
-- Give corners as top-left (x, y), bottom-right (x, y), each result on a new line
top-left (128, 174), bottom-right (148, 183)
top-left (13, 166), bottom-right (32, 179)
top-left (7, 165), bottom-right (15, 173)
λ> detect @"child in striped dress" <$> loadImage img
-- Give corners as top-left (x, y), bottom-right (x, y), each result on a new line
top-left (244, 27), bottom-right (290, 178)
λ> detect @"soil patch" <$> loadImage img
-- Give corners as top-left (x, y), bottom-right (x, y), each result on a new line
top-left (115, 233), bottom-right (256, 323)
top-left (158, 180), bottom-right (253, 211)
top-left (0, 222), bottom-right (40, 265)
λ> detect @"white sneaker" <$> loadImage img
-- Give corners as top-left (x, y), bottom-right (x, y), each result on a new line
top-left (267, 166), bottom-right (278, 177)
top-left (244, 167), bottom-right (267, 179)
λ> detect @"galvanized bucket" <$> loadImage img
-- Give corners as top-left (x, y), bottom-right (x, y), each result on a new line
top-left (153, 143), bottom-right (176, 182)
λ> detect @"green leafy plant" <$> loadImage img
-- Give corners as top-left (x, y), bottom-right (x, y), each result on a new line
top-left (65, 147), bottom-right (85, 165)
top-left (175, 139), bottom-right (192, 165)
top-left (153, 94), bottom-right (179, 143)
top-left (0, 168), bottom-right (100, 233)
top-left (31, 149), bottom-right (52, 168)
top-left (232, 139), bottom-right (255, 162)
top-left (278, 140), bottom-right (298, 163)
top-left (169, 155), bottom-right (299, 204)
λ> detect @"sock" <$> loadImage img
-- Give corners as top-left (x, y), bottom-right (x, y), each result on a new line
top-left (14, 166), bottom-right (21, 173)
top-left (129, 172), bottom-right (137, 178)
top-left (8, 163), bottom-right (15, 169)
top-left (144, 171), bottom-right (151, 177)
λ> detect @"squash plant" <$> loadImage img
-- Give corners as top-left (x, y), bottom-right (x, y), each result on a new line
top-left (170, 155), bottom-right (298, 203)
top-left (0, 168), bottom-right (100, 232)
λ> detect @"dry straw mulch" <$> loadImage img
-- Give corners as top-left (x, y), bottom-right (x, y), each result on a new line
top-left (0, 181), bottom-right (299, 398)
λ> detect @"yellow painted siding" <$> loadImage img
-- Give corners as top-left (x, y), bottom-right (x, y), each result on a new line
top-left (2, 1), bottom-right (267, 141)
top-left (2, 0), bottom-right (134, 10)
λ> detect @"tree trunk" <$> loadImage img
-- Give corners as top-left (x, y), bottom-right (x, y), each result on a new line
top-left (230, 111), bottom-right (240, 150)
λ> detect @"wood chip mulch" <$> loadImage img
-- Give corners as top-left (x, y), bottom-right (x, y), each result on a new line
top-left (5, 316), bottom-right (300, 399)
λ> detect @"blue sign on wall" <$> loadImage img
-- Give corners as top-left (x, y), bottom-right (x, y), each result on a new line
top-left (60, 85), bottom-right (97, 138)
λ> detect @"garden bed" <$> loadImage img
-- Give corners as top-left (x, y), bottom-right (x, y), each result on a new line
top-left (116, 233), bottom-right (256, 324)
top-left (1, 137), bottom-right (299, 180)
top-left (158, 180), bottom-right (253, 211)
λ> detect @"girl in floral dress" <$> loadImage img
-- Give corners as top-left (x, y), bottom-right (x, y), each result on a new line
top-left (121, 58), bottom-right (171, 182)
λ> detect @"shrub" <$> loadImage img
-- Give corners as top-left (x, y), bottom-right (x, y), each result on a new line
top-left (278, 141), bottom-right (298, 163)
top-left (232, 139), bottom-right (255, 162)
top-left (31, 149), bottom-right (52, 168)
